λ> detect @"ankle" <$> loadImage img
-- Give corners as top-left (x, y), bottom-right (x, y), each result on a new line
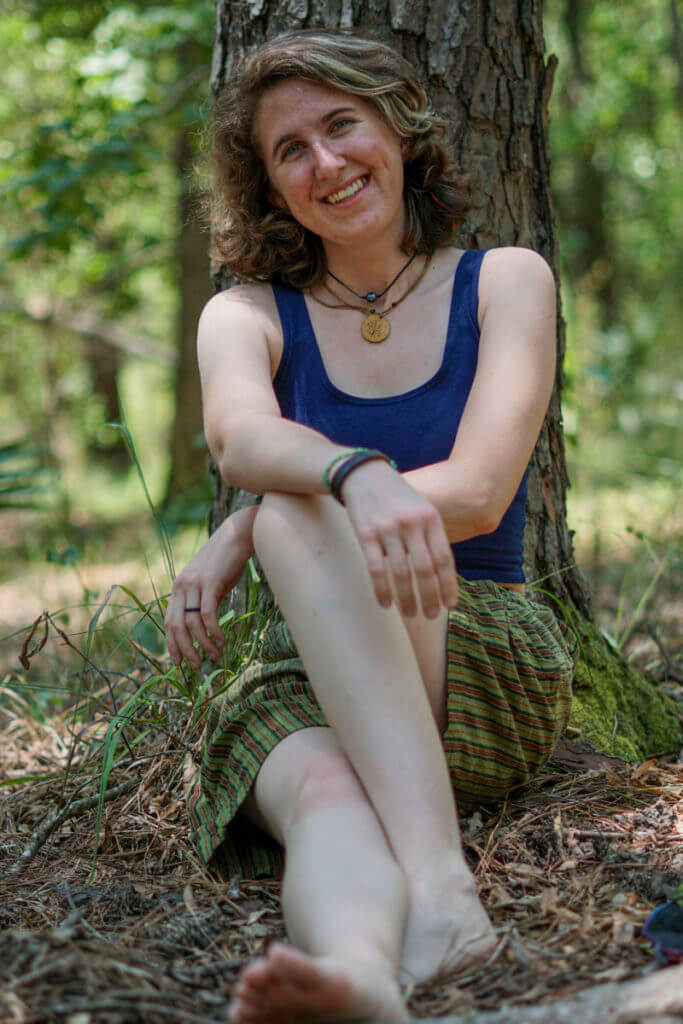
top-left (325, 945), bottom-right (400, 985)
top-left (408, 859), bottom-right (478, 907)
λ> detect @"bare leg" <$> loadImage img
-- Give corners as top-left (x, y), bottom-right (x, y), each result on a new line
top-left (230, 728), bottom-right (410, 1024)
top-left (253, 494), bottom-right (496, 982)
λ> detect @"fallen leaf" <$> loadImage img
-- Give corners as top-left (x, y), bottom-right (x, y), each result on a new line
top-left (183, 884), bottom-right (198, 915)
top-left (506, 862), bottom-right (546, 881)
top-left (540, 888), bottom-right (559, 915)
top-left (612, 913), bottom-right (635, 946)
top-left (488, 883), bottom-right (513, 905)
top-left (632, 759), bottom-right (658, 781)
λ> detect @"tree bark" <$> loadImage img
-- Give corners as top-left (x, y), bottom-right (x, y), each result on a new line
top-left (164, 59), bottom-right (214, 504)
top-left (209, 0), bottom-right (590, 612)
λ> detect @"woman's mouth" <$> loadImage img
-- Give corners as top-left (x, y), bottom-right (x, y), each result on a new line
top-left (323, 175), bottom-right (369, 205)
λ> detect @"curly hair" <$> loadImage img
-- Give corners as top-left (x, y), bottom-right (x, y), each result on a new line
top-left (209, 29), bottom-right (469, 289)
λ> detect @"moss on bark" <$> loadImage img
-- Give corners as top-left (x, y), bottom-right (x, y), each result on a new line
top-left (568, 617), bottom-right (683, 761)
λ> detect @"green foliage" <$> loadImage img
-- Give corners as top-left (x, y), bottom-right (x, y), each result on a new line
top-left (545, 0), bottom-right (682, 485)
top-left (0, 1), bottom-right (212, 517)
top-left (0, 438), bottom-right (50, 510)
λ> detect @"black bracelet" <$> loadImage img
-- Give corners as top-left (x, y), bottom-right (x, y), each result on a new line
top-left (329, 449), bottom-right (397, 505)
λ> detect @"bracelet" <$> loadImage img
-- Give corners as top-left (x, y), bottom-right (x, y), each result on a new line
top-left (322, 448), bottom-right (368, 492)
top-left (329, 449), bottom-right (397, 505)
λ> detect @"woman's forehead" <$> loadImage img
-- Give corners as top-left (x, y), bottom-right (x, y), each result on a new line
top-left (253, 79), bottom-right (372, 148)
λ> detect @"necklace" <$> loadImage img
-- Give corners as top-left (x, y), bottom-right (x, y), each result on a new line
top-left (327, 253), bottom-right (417, 304)
top-left (311, 254), bottom-right (431, 343)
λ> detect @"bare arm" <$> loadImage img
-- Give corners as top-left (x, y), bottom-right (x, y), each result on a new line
top-left (198, 286), bottom-right (352, 494)
top-left (401, 247), bottom-right (557, 540)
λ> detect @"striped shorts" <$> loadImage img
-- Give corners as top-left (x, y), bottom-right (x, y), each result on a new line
top-left (187, 578), bottom-right (577, 879)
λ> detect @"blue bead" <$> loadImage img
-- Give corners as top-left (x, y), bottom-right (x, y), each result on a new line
top-left (365, 292), bottom-right (377, 302)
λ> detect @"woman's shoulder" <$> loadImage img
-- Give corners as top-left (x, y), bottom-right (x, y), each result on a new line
top-left (476, 247), bottom-right (555, 335)
top-left (480, 246), bottom-right (553, 282)
top-left (200, 280), bottom-right (279, 320)
top-left (199, 281), bottom-right (282, 335)
top-left (197, 282), bottom-right (284, 362)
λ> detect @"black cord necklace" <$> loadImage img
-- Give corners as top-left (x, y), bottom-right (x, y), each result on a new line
top-left (311, 254), bottom-right (431, 343)
top-left (326, 252), bottom-right (417, 304)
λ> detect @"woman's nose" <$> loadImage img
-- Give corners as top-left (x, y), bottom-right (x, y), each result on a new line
top-left (311, 140), bottom-right (345, 177)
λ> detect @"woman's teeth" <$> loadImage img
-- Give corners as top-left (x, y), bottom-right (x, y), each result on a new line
top-left (325, 176), bottom-right (367, 204)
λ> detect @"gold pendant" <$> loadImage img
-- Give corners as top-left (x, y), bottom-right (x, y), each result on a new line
top-left (361, 312), bottom-right (391, 343)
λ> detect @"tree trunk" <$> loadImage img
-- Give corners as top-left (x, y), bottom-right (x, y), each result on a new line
top-left (83, 338), bottom-right (129, 470)
top-left (207, 0), bottom-right (682, 757)
top-left (164, 113), bottom-right (214, 504)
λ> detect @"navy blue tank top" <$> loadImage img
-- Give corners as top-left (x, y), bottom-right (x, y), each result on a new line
top-left (272, 249), bottom-right (527, 582)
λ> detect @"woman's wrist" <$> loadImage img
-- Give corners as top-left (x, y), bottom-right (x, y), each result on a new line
top-left (222, 503), bottom-right (258, 558)
top-left (337, 454), bottom-right (397, 504)
top-left (324, 448), bottom-right (398, 505)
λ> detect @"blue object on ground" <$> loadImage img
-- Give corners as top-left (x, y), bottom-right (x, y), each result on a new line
top-left (641, 884), bottom-right (683, 965)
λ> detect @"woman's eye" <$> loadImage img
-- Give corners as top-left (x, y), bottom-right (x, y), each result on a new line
top-left (282, 141), bottom-right (304, 160)
top-left (331, 118), bottom-right (353, 132)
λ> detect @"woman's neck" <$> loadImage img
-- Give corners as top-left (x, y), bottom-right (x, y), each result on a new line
top-left (323, 244), bottom-right (415, 301)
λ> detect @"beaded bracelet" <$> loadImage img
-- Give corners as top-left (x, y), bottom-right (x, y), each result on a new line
top-left (329, 449), bottom-right (398, 505)
top-left (322, 448), bottom-right (369, 493)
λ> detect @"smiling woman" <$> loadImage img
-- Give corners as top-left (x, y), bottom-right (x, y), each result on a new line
top-left (255, 81), bottom-right (407, 257)
top-left (165, 27), bottom-right (578, 1024)
top-left (208, 29), bottom-right (468, 289)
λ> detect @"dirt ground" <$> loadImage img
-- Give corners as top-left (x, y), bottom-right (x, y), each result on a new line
top-left (1, 510), bottom-right (681, 1022)
top-left (1, 703), bottom-right (681, 1023)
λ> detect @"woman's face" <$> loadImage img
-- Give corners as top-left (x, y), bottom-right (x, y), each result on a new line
top-left (253, 79), bottom-right (407, 254)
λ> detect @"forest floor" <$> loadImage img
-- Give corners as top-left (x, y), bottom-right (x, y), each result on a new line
top-left (0, 501), bottom-right (681, 1023)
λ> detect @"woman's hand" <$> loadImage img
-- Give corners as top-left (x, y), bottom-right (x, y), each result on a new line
top-left (165, 505), bottom-right (258, 669)
top-left (340, 460), bottom-right (458, 619)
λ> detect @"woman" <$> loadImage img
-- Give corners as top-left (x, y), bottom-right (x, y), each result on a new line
top-left (165, 28), bottom-right (576, 1024)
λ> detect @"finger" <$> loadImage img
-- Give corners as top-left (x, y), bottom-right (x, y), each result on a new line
top-left (403, 529), bottom-right (441, 618)
top-left (185, 608), bottom-right (222, 661)
top-left (382, 530), bottom-right (418, 617)
top-left (165, 603), bottom-right (182, 665)
top-left (425, 519), bottom-right (459, 609)
top-left (184, 610), bottom-right (219, 659)
top-left (182, 588), bottom-right (222, 662)
top-left (360, 533), bottom-right (393, 609)
top-left (165, 592), bottom-right (201, 668)
top-left (201, 586), bottom-right (226, 646)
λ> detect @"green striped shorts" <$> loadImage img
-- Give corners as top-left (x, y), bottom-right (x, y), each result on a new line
top-left (187, 578), bottom-right (577, 879)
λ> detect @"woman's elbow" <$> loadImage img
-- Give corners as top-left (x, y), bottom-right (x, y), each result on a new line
top-left (472, 503), bottom-right (503, 536)
top-left (207, 420), bottom-right (249, 488)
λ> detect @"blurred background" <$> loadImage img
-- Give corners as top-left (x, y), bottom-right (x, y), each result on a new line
top-left (0, 0), bottom-right (680, 705)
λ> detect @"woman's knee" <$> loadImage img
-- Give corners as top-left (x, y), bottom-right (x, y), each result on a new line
top-left (254, 492), bottom-right (318, 546)
top-left (253, 492), bottom-right (342, 563)
top-left (252, 729), bottom-right (366, 840)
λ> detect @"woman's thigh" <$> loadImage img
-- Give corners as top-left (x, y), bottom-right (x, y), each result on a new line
top-left (255, 492), bottom-right (450, 732)
top-left (389, 575), bottom-right (449, 733)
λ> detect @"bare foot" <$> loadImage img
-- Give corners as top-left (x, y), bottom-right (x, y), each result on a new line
top-left (400, 876), bottom-right (497, 984)
top-left (228, 942), bottom-right (410, 1024)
